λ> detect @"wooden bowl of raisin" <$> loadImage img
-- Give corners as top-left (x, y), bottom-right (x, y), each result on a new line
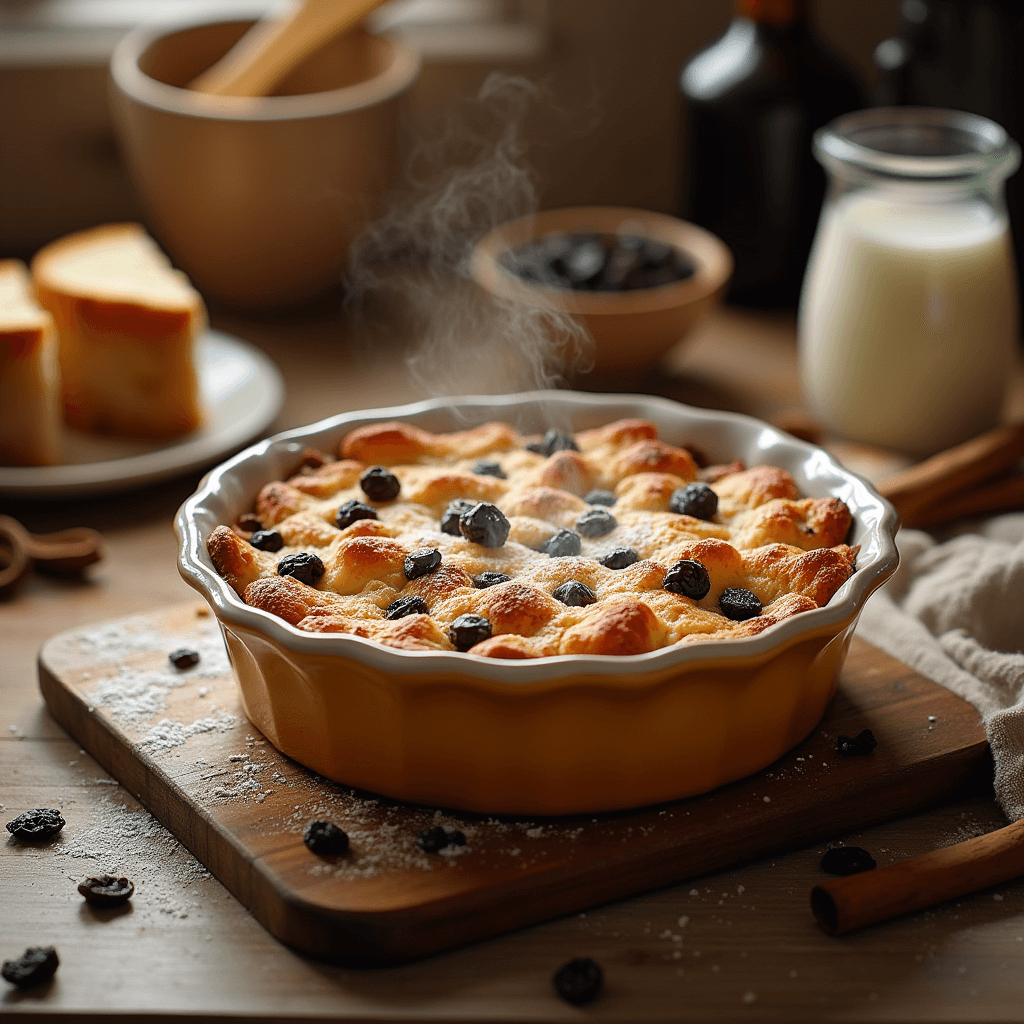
top-left (469, 207), bottom-right (733, 375)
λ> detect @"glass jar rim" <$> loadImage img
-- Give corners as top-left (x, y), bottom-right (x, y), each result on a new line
top-left (814, 107), bottom-right (1020, 181)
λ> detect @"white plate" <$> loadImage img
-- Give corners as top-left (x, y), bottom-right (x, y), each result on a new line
top-left (0, 330), bottom-right (284, 498)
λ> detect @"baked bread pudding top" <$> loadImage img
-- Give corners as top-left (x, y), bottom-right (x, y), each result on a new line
top-left (207, 418), bottom-right (857, 659)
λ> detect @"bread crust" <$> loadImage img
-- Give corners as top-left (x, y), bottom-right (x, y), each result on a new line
top-left (209, 418), bottom-right (857, 657)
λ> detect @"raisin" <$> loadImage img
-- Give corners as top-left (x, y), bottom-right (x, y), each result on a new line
top-left (837, 729), bottom-right (878, 756)
top-left (552, 957), bottom-right (603, 1005)
top-left (1, 947), bottom-right (59, 989)
top-left (472, 460), bottom-right (506, 479)
top-left (663, 559), bottom-right (711, 600)
top-left (77, 875), bottom-right (134, 907)
top-left (404, 548), bottom-right (441, 580)
top-left (600, 547), bottom-right (639, 570)
top-left (335, 499), bottom-right (378, 530)
top-left (236, 514), bottom-right (263, 533)
top-left (5, 809), bottom-right (65, 842)
top-left (298, 448), bottom-right (332, 471)
top-left (385, 595), bottom-right (428, 620)
top-left (168, 648), bottom-right (201, 669)
top-left (449, 614), bottom-right (493, 651)
top-left (821, 846), bottom-right (876, 876)
top-left (249, 529), bottom-right (284, 552)
top-left (719, 587), bottom-right (762, 620)
top-left (459, 502), bottom-right (510, 548)
top-left (669, 482), bottom-right (719, 520)
top-left (542, 529), bottom-right (582, 557)
top-left (303, 820), bottom-right (349, 855)
top-left (473, 571), bottom-right (512, 589)
top-left (576, 508), bottom-right (617, 538)
top-left (526, 429), bottom-right (579, 457)
top-left (553, 580), bottom-right (597, 607)
top-left (441, 499), bottom-right (475, 536)
top-left (360, 466), bottom-right (401, 502)
top-left (276, 552), bottom-right (325, 587)
top-left (416, 825), bottom-right (466, 853)
top-left (583, 489), bottom-right (616, 507)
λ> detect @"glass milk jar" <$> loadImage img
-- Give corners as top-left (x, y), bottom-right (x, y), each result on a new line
top-left (799, 108), bottom-right (1020, 458)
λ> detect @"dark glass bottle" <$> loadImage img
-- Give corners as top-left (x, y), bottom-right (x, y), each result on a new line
top-left (678, 0), bottom-right (864, 308)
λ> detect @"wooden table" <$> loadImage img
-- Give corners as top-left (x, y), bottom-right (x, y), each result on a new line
top-left (3, 305), bottom-right (1023, 1022)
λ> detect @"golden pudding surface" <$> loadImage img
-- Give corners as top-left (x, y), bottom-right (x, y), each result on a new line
top-left (207, 418), bottom-right (857, 659)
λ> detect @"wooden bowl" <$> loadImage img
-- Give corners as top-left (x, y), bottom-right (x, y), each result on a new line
top-left (469, 207), bottom-right (733, 375)
top-left (109, 19), bottom-right (420, 310)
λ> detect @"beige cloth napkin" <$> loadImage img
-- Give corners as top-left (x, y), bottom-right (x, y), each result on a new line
top-left (856, 513), bottom-right (1024, 822)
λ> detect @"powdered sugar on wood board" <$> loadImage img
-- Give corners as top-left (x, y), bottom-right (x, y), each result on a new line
top-left (77, 620), bottom-right (231, 727)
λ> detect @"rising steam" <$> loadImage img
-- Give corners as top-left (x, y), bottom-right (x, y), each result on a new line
top-left (344, 74), bottom-right (592, 397)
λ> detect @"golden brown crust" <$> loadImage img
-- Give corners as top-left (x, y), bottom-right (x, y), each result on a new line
top-left (208, 417), bottom-right (859, 656)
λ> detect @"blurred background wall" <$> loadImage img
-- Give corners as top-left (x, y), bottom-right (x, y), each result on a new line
top-left (0, 0), bottom-right (899, 259)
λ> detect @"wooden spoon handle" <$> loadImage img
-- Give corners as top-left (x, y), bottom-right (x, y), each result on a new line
top-left (190, 0), bottom-right (386, 98)
top-left (812, 816), bottom-right (1024, 936)
top-left (0, 516), bottom-right (32, 596)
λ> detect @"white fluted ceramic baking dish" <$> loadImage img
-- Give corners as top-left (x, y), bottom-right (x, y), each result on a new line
top-left (176, 391), bottom-right (899, 815)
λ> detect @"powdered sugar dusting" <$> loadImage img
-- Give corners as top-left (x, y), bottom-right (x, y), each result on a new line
top-left (137, 711), bottom-right (238, 753)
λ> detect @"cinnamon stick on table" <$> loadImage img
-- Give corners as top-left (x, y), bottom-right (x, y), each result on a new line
top-left (877, 421), bottom-right (1024, 528)
top-left (811, 816), bottom-right (1024, 936)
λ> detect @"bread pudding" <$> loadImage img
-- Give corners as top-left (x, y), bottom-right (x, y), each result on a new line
top-left (207, 417), bottom-right (857, 659)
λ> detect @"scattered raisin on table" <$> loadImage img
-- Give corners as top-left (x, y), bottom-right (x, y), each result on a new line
top-left (335, 499), bottom-right (378, 530)
top-left (541, 528), bottom-right (582, 557)
top-left (249, 529), bottom-right (283, 552)
top-left (303, 820), bottom-right (349, 856)
top-left (360, 466), bottom-right (401, 502)
top-left (1, 947), bottom-right (59, 988)
top-left (719, 587), bottom-right (762, 620)
top-left (169, 648), bottom-right (200, 670)
top-left (385, 596), bottom-right (429, 620)
top-left (820, 846), bottom-right (876, 875)
top-left (837, 729), bottom-right (878, 756)
top-left (600, 547), bottom-right (639, 570)
top-left (77, 875), bottom-right (134, 907)
top-left (416, 825), bottom-right (466, 854)
top-left (669, 482), bottom-right (719, 520)
top-left (6, 809), bottom-right (65, 841)
top-left (449, 614), bottom-right (492, 652)
top-left (663, 559), bottom-right (711, 600)
top-left (552, 956), bottom-right (603, 1005)
top-left (459, 502), bottom-right (510, 548)
top-left (404, 548), bottom-right (442, 580)
top-left (553, 580), bottom-right (597, 607)
top-left (276, 552), bottom-right (325, 587)
top-left (576, 508), bottom-right (616, 538)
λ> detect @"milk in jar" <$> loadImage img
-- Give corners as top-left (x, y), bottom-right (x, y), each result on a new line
top-left (799, 108), bottom-right (1021, 458)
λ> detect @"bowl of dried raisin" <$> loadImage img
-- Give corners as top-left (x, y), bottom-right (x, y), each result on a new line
top-left (469, 206), bottom-right (733, 375)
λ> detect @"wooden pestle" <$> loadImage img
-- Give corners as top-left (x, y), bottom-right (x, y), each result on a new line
top-left (877, 420), bottom-right (1024, 528)
top-left (811, 816), bottom-right (1024, 936)
top-left (189, 0), bottom-right (386, 98)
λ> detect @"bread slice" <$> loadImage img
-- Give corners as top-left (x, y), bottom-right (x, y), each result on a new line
top-left (0, 260), bottom-right (62, 466)
top-left (32, 224), bottom-right (205, 439)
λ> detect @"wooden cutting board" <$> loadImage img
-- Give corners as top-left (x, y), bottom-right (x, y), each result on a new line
top-left (38, 603), bottom-right (988, 962)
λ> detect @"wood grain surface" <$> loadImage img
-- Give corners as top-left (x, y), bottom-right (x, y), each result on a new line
top-left (35, 603), bottom-right (989, 961)
top-left (4, 306), bottom-right (1024, 1022)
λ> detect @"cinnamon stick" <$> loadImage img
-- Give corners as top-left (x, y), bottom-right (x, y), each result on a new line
top-left (811, 816), bottom-right (1024, 936)
top-left (877, 421), bottom-right (1024, 525)
top-left (904, 473), bottom-right (1024, 529)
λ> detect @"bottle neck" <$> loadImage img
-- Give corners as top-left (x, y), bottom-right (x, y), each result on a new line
top-left (736, 0), bottom-right (806, 27)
